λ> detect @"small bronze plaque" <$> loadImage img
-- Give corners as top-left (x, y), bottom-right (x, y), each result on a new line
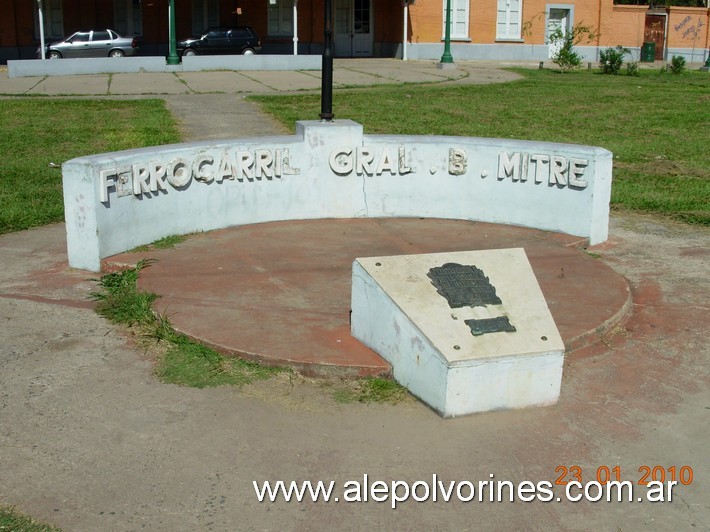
top-left (465, 316), bottom-right (517, 336)
top-left (427, 263), bottom-right (501, 308)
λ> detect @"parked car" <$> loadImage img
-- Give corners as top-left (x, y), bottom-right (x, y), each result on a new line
top-left (38, 29), bottom-right (139, 59)
top-left (177, 27), bottom-right (261, 56)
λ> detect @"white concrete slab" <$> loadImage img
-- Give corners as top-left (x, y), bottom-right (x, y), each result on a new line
top-left (8, 57), bottom-right (169, 78)
top-left (351, 248), bottom-right (565, 417)
top-left (7, 55), bottom-right (321, 78)
top-left (180, 54), bottom-right (321, 72)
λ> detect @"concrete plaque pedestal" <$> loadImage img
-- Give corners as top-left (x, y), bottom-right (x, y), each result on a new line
top-left (351, 248), bottom-right (564, 417)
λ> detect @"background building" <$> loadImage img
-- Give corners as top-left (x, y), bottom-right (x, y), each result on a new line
top-left (1, 0), bottom-right (708, 65)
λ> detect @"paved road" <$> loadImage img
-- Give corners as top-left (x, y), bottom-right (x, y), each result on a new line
top-left (1, 59), bottom-right (708, 531)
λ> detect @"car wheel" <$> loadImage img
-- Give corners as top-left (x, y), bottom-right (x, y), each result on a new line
top-left (242, 48), bottom-right (255, 55)
top-left (48, 51), bottom-right (62, 59)
top-left (183, 49), bottom-right (197, 56)
top-left (109, 49), bottom-right (125, 58)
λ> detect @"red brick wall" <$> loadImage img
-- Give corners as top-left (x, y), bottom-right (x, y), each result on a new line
top-left (374, 1), bottom-right (401, 43)
top-left (7, 0), bottom-right (34, 47)
top-left (601, 5), bottom-right (647, 48)
top-left (667, 6), bottom-right (709, 51)
top-left (0, 1), bottom-right (18, 47)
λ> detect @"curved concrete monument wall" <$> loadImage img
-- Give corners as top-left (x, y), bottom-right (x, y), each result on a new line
top-left (62, 120), bottom-right (612, 272)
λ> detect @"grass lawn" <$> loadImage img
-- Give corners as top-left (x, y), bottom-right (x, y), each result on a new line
top-left (0, 99), bottom-right (180, 234)
top-left (253, 68), bottom-right (709, 225)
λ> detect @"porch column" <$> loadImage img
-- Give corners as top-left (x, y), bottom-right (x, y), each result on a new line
top-left (37, 0), bottom-right (46, 60)
top-left (293, 0), bottom-right (298, 55)
top-left (403, 1), bottom-right (408, 61)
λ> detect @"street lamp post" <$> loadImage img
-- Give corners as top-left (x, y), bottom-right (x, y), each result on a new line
top-left (320, 0), bottom-right (334, 121)
top-left (167, 0), bottom-right (180, 65)
top-left (438, 0), bottom-right (454, 67)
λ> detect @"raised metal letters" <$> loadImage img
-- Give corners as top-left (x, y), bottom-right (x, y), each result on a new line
top-left (465, 316), bottom-right (516, 336)
top-left (99, 148), bottom-right (301, 203)
top-left (448, 148), bottom-right (467, 175)
top-left (427, 263), bottom-right (501, 308)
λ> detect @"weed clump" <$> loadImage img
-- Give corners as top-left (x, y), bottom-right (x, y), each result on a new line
top-left (599, 46), bottom-right (630, 75)
top-left (669, 55), bottom-right (687, 75)
top-left (91, 259), bottom-right (283, 388)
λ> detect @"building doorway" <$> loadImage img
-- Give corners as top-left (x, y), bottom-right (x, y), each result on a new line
top-left (546, 7), bottom-right (571, 59)
top-left (334, 0), bottom-right (373, 57)
top-left (644, 13), bottom-right (666, 61)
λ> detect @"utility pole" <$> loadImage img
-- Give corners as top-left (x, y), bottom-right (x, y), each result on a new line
top-left (167, 0), bottom-right (180, 65)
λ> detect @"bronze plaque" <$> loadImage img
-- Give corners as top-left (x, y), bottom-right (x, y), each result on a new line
top-left (465, 316), bottom-right (516, 336)
top-left (427, 263), bottom-right (501, 308)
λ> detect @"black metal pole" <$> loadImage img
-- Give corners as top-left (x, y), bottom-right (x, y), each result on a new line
top-left (320, 0), bottom-right (334, 121)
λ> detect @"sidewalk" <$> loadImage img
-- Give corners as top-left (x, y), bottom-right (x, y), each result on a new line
top-left (0, 58), bottom-right (528, 96)
top-left (1, 59), bottom-right (708, 531)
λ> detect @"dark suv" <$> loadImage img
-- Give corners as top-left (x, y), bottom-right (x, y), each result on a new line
top-left (177, 27), bottom-right (261, 56)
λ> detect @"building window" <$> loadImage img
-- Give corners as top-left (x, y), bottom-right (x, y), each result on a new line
top-left (268, 0), bottom-right (295, 37)
top-left (34, 0), bottom-right (64, 40)
top-left (497, 0), bottom-right (522, 40)
top-left (114, 0), bottom-right (143, 36)
top-left (192, 0), bottom-right (219, 35)
top-left (442, 0), bottom-right (469, 40)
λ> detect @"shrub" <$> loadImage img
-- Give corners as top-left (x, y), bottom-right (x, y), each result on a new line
top-left (625, 61), bottom-right (640, 77)
top-left (547, 24), bottom-right (598, 73)
top-left (669, 55), bottom-right (687, 75)
top-left (599, 46), bottom-right (630, 75)
top-left (548, 30), bottom-right (581, 72)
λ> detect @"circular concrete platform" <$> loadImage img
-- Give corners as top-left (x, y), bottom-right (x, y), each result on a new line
top-left (106, 218), bottom-right (631, 377)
